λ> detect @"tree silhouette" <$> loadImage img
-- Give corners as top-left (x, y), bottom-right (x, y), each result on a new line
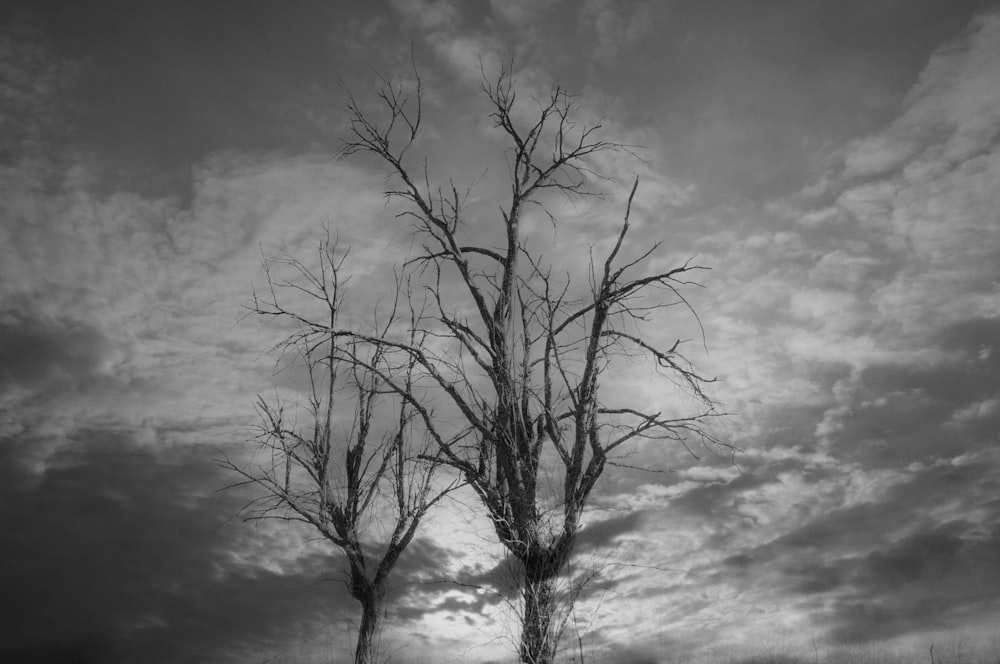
top-left (221, 237), bottom-right (454, 664)
top-left (329, 64), bottom-right (728, 664)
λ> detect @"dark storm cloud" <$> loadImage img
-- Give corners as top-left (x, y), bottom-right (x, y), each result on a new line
top-left (386, 536), bottom-right (460, 588)
top-left (726, 456), bottom-right (998, 576)
top-left (823, 316), bottom-right (1000, 467)
top-left (668, 472), bottom-right (771, 521)
top-left (826, 523), bottom-right (1000, 643)
top-left (866, 322), bottom-right (1000, 410)
top-left (690, 316), bottom-right (1000, 616)
top-left (400, 552), bottom-right (518, 610)
top-left (575, 510), bottom-right (649, 553)
top-left (858, 528), bottom-right (967, 593)
top-left (939, 316), bottom-right (1000, 355)
top-left (0, 306), bottom-right (111, 395)
top-left (704, 500), bottom-right (884, 591)
top-left (698, 455), bottom-right (1000, 644)
top-left (380, 536), bottom-right (491, 624)
top-left (0, 432), bottom-right (360, 664)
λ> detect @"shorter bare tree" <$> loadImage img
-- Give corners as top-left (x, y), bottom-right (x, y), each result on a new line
top-left (221, 237), bottom-right (454, 664)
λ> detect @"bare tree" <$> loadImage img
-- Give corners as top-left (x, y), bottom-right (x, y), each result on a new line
top-left (329, 64), bottom-right (729, 664)
top-left (221, 238), bottom-right (454, 664)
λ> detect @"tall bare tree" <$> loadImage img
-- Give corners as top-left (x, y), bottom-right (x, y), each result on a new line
top-left (331, 65), bottom-right (728, 664)
top-left (221, 238), bottom-right (453, 664)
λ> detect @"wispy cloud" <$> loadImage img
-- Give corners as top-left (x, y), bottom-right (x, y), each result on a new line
top-left (535, 8), bottom-right (1000, 657)
top-left (3, 3), bottom-right (999, 661)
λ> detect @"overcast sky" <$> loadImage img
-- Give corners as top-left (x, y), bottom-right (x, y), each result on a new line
top-left (2, 1), bottom-right (1000, 663)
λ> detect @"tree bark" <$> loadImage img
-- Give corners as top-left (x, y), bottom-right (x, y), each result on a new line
top-left (348, 559), bottom-right (386, 664)
top-left (354, 591), bottom-right (382, 664)
top-left (521, 576), bottom-right (557, 664)
top-left (518, 548), bottom-right (566, 664)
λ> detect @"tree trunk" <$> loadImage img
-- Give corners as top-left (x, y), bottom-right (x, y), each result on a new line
top-left (354, 592), bottom-right (382, 664)
top-left (519, 552), bottom-right (562, 664)
top-left (348, 559), bottom-right (385, 664)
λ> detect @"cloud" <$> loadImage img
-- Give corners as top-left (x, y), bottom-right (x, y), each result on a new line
top-left (0, 140), bottom-right (394, 458)
top-left (488, 0), bottom-right (558, 29)
top-left (825, 524), bottom-right (1000, 644)
top-left (0, 20), bottom-right (83, 164)
top-left (580, 0), bottom-right (656, 63)
top-left (843, 11), bottom-right (1000, 178)
top-left (3, 4), bottom-right (999, 662)
top-left (575, 510), bottom-right (650, 553)
top-left (388, 0), bottom-right (504, 86)
top-left (814, 316), bottom-right (1000, 465)
top-left (0, 304), bottom-right (113, 397)
top-left (390, 0), bottom-right (460, 32)
top-left (368, 12), bottom-right (1000, 657)
top-left (392, 510), bottom-right (656, 632)
top-left (0, 432), bottom-right (360, 664)
top-left (686, 449), bottom-right (1000, 648)
top-left (699, 9), bottom-right (1000, 437)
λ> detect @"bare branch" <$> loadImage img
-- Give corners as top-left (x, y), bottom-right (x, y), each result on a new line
top-left (233, 62), bottom-right (728, 664)
top-left (224, 231), bottom-right (458, 664)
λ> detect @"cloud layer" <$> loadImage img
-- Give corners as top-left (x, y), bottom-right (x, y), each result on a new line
top-left (2, 2), bottom-right (999, 662)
